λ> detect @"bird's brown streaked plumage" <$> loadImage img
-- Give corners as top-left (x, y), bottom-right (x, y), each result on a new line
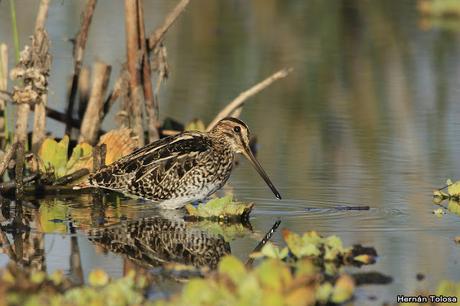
top-left (86, 117), bottom-right (281, 209)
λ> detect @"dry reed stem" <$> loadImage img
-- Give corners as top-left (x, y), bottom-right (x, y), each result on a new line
top-left (14, 105), bottom-right (30, 144)
top-left (77, 66), bottom-right (90, 120)
top-left (66, 0), bottom-right (97, 135)
top-left (103, 71), bottom-right (125, 116)
top-left (31, 0), bottom-right (50, 153)
top-left (0, 44), bottom-right (7, 143)
top-left (125, 0), bottom-right (145, 146)
top-left (79, 61), bottom-right (111, 145)
top-left (148, 0), bottom-right (190, 51)
top-left (15, 142), bottom-right (24, 199)
top-left (92, 143), bottom-right (106, 172)
top-left (206, 68), bottom-right (293, 131)
top-left (0, 142), bottom-right (18, 178)
top-left (137, 0), bottom-right (159, 142)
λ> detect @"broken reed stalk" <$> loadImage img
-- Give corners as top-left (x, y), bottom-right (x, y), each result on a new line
top-left (79, 61), bottom-right (111, 145)
top-left (31, 0), bottom-right (50, 153)
top-left (65, 0), bottom-right (97, 135)
top-left (0, 44), bottom-right (7, 145)
top-left (52, 168), bottom-right (89, 186)
top-left (14, 142), bottom-right (24, 199)
top-left (92, 144), bottom-right (106, 172)
top-left (0, 142), bottom-right (18, 178)
top-left (137, 0), bottom-right (159, 142)
top-left (124, 0), bottom-right (145, 146)
top-left (148, 0), bottom-right (190, 51)
top-left (0, 174), bottom-right (37, 194)
top-left (207, 68), bottom-right (293, 131)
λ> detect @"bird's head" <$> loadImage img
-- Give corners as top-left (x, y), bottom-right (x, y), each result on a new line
top-left (210, 117), bottom-right (282, 200)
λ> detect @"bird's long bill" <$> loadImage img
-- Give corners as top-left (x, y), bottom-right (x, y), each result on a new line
top-left (243, 147), bottom-right (282, 200)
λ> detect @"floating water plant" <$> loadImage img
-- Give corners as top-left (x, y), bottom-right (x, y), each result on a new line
top-left (433, 179), bottom-right (460, 201)
top-left (185, 195), bottom-right (254, 221)
top-left (34, 135), bottom-right (92, 179)
top-left (154, 256), bottom-right (355, 306)
top-left (251, 229), bottom-right (377, 266)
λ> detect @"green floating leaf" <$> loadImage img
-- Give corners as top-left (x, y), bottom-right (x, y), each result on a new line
top-left (185, 195), bottom-right (254, 220)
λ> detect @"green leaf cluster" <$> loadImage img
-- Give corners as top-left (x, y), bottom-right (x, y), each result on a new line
top-left (36, 136), bottom-right (92, 179)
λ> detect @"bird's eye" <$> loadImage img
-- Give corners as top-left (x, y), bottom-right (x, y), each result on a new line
top-left (233, 126), bottom-right (241, 133)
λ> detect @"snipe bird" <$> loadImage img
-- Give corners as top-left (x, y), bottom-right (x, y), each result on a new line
top-left (85, 117), bottom-right (281, 209)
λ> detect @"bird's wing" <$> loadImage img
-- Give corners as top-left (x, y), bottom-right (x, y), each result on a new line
top-left (89, 132), bottom-right (212, 187)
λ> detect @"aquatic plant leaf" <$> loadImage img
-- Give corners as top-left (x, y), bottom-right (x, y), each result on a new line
top-left (236, 274), bottom-right (262, 305)
top-left (285, 287), bottom-right (316, 306)
top-left (433, 189), bottom-right (449, 201)
top-left (436, 280), bottom-right (460, 298)
top-left (66, 142), bottom-right (93, 173)
top-left (282, 229), bottom-right (321, 258)
top-left (256, 259), bottom-right (293, 292)
top-left (316, 282), bottom-right (333, 304)
top-left (182, 279), bottom-right (220, 305)
top-left (185, 119), bottom-right (206, 132)
top-left (218, 256), bottom-right (246, 283)
top-left (88, 269), bottom-right (109, 287)
top-left (38, 136), bottom-right (69, 178)
top-left (259, 243), bottom-right (289, 259)
top-left (30, 271), bottom-right (46, 284)
top-left (49, 270), bottom-right (64, 286)
top-left (330, 274), bottom-right (355, 303)
top-left (447, 179), bottom-right (460, 197)
top-left (185, 195), bottom-right (254, 219)
top-left (447, 200), bottom-right (460, 217)
top-left (295, 259), bottom-right (317, 277)
top-left (433, 208), bottom-right (446, 217)
top-left (261, 291), bottom-right (285, 306)
top-left (324, 235), bottom-right (345, 261)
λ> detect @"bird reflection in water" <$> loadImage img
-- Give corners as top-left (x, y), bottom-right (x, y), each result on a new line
top-left (88, 215), bottom-right (232, 269)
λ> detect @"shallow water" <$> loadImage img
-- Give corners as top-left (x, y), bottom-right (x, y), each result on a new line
top-left (1, 0), bottom-right (460, 304)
